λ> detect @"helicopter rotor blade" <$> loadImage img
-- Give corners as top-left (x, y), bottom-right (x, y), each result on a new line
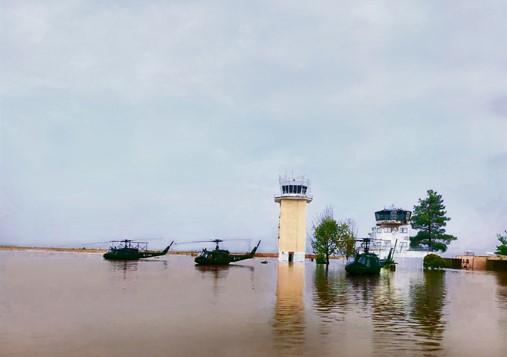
top-left (116, 238), bottom-right (164, 242)
top-left (108, 238), bottom-right (166, 243)
top-left (174, 238), bottom-right (259, 247)
top-left (221, 239), bottom-right (255, 241)
top-left (174, 240), bottom-right (216, 244)
top-left (81, 241), bottom-right (113, 246)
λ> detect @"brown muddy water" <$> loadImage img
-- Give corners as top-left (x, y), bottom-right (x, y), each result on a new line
top-left (1, 251), bottom-right (506, 357)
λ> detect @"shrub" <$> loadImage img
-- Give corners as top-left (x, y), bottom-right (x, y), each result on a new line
top-left (423, 253), bottom-right (446, 270)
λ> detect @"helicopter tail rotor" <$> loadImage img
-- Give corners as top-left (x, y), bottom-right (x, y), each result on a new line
top-left (162, 241), bottom-right (175, 254)
top-left (250, 240), bottom-right (261, 256)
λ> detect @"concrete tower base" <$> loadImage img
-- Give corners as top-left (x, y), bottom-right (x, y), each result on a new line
top-left (278, 251), bottom-right (305, 263)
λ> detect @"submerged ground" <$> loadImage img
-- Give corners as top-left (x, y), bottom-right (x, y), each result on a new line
top-left (1, 250), bottom-right (506, 356)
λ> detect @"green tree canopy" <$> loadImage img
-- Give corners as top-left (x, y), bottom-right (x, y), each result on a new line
top-left (410, 189), bottom-right (457, 252)
top-left (423, 253), bottom-right (446, 270)
top-left (495, 230), bottom-right (507, 256)
top-left (311, 207), bottom-right (339, 265)
top-left (311, 208), bottom-right (357, 265)
top-left (336, 219), bottom-right (357, 260)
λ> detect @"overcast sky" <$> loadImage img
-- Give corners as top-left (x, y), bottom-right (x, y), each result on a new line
top-left (1, 1), bottom-right (506, 256)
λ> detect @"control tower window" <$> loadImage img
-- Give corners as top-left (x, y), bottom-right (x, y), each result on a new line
top-left (280, 183), bottom-right (310, 195)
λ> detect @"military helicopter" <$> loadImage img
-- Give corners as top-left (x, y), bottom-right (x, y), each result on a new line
top-left (103, 239), bottom-right (174, 261)
top-left (193, 239), bottom-right (261, 265)
top-left (344, 238), bottom-right (396, 275)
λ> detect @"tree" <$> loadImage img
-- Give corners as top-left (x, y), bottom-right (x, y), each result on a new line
top-left (410, 189), bottom-right (457, 252)
top-left (495, 230), bottom-right (507, 256)
top-left (311, 207), bottom-right (339, 265)
top-left (311, 208), bottom-right (357, 265)
top-left (336, 219), bottom-right (357, 260)
top-left (423, 253), bottom-right (446, 270)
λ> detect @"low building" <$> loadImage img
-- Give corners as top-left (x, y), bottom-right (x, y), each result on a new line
top-left (455, 254), bottom-right (507, 271)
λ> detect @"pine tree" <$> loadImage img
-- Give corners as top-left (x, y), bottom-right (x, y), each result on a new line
top-left (410, 189), bottom-right (457, 252)
top-left (495, 231), bottom-right (507, 256)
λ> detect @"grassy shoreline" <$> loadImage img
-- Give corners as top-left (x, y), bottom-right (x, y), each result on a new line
top-left (0, 245), bottom-right (282, 258)
top-left (0, 245), bottom-right (106, 253)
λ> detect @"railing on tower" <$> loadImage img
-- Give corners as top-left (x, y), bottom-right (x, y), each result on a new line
top-left (274, 175), bottom-right (313, 202)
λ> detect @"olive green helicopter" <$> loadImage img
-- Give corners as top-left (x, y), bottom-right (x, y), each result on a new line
top-left (193, 239), bottom-right (261, 265)
top-left (102, 239), bottom-right (174, 261)
top-left (344, 238), bottom-right (396, 275)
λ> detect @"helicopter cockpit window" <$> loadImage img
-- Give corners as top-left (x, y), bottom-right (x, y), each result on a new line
top-left (358, 256), bottom-right (370, 267)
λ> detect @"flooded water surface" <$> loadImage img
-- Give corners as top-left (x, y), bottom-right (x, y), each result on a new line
top-left (1, 251), bottom-right (506, 356)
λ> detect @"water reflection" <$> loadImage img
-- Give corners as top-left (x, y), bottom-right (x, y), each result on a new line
top-left (409, 271), bottom-right (447, 354)
top-left (274, 263), bottom-right (305, 356)
top-left (371, 273), bottom-right (411, 356)
top-left (195, 264), bottom-right (255, 297)
top-left (347, 274), bottom-right (381, 317)
top-left (2, 251), bottom-right (506, 356)
top-left (310, 265), bottom-right (449, 356)
top-left (108, 260), bottom-right (139, 281)
top-left (195, 264), bottom-right (231, 278)
top-left (313, 265), bottom-right (348, 323)
top-left (194, 264), bottom-right (254, 278)
top-left (495, 272), bottom-right (507, 309)
top-left (107, 259), bottom-right (168, 284)
top-left (107, 259), bottom-right (168, 272)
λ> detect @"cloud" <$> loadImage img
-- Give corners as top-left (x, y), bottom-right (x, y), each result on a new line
top-left (1, 1), bottom-right (506, 254)
top-left (491, 96), bottom-right (507, 118)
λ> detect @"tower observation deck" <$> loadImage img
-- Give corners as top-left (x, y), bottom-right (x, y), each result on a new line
top-left (375, 208), bottom-right (411, 225)
top-left (370, 206), bottom-right (412, 255)
top-left (275, 175), bottom-right (312, 263)
top-left (274, 176), bottom-right (313, 203)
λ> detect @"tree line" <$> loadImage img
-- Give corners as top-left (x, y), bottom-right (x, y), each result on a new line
top-left (311, 189), bottom-right (459, 264)
top-left (312, 189), bottom-right (507, 262)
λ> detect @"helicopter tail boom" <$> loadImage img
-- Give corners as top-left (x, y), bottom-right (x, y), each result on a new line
top-left (162, 241), bottom-right (175, 254)
top-left (249, 240), bottom-right (261, 257)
